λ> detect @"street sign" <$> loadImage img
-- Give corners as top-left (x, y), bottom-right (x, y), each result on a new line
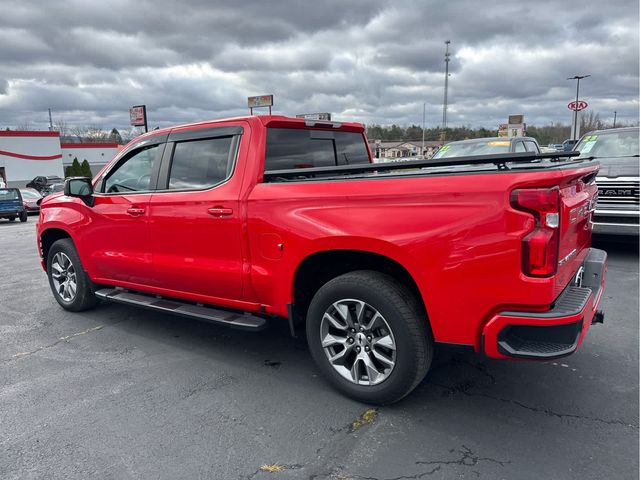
top-left (568, 100), bottom-right (588, 111)
top-left (129, 105), bottom-right (147, 127)
top-left (295, 113), bottom-right (332, 121)
top-left (248, 95), bottom-right (273, 115)
top-left (248, 95), bottom-right (273, 108)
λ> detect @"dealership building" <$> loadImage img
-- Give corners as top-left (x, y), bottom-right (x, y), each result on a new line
top-left (0, 130), bottom-right (119, 187)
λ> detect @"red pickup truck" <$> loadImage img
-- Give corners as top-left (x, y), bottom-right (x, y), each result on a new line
top-left (36, 115), bottom-right (606, 404)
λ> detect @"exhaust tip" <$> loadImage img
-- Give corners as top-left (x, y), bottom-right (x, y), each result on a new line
top-left (592, 310), bottom-right (605, 325)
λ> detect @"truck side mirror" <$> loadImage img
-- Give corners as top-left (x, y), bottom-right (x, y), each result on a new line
top-left (64, 178), bottom-right (94, 206)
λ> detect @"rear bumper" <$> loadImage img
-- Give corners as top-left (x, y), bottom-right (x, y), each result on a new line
top-left (593, 209), bottom-right (639, 236)
top-left (482, 248), bottom-right (607, 360)
top-left (593, 221), bottom-right (639, 236)
top-left (0, 207), bottom-right (25, 218)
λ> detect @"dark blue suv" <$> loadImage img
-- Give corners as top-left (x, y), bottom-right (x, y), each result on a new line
top-left (0, 188), bottom-right (28, 222)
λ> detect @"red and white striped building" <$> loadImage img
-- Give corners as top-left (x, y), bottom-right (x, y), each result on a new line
top-left (0, 130), bottom-right (118, 187)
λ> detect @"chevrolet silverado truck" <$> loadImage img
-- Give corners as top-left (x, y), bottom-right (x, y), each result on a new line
top-left (36, 115), bottom-right (606, 404)
top-left (575, 127), bottom-right (639, 236)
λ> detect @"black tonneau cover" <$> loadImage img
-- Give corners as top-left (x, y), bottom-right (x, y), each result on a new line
top-left (264, 151), bottom-right (588, 182)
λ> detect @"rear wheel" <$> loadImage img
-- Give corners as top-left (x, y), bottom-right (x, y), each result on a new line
top-left (19, 211), bottom-right (27, 222)
top-left (8, 216), bottom-right (15, 222)
top-left (306, 270), bottom-right (433, 404)
top-left (47, 238), bottom-right (99, 311)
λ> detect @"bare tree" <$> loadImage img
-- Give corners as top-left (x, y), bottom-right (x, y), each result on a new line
top-left (53, 119), bottom-right (70, 138)
top-left (580, 111), bottom-right (605, 133)
top-left (16, 121), bottom-right (33, 131)
top-left (69, 125), bottom-right (110, 143)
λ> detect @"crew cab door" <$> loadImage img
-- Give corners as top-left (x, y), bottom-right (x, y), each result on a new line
top-left (85, 135), bottom-right (165, 285)
top-left (147, 125), bottom-right (246, 302)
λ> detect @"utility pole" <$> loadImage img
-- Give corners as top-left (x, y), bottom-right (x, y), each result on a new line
top-left (613, 111), bottom-right (617, 128)
top-left (567, 74), bottom-right (590, 141)
top-left (441, 40), bottom-right (451, 141)
top-left (48, 108), bottom-right (53, 131)
top-left (421, 102), bottom-right (426, 158)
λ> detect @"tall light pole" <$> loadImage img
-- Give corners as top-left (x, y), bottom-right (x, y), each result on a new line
top-left (421, 102), bottom-right (426, 158)
top-left (613, 111), bottom-right (617, 128)
top-left (442, 40), bottom-right (451, 141)
top-left (567, 74), bottom-right (590, 141)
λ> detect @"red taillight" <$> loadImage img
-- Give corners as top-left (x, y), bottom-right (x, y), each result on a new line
top-left (510, 187), bottom-right (560, 277)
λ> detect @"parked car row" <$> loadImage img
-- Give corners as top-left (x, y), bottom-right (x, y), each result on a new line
top-left (25, 175), bottom-right (65, 196)
top-left (432, 127), bottom-right (639, 237)
top-left (0, 188), bottom-right (28, 222)
top-left (574, 127), bottom-right (639, 236)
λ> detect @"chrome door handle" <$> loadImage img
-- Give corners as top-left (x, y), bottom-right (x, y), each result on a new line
top-left (126, 207), bottom-right (145, 216)
top-left (207, 207), bottom-right (233, 217)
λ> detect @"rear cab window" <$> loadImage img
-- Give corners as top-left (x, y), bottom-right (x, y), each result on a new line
top-left (0, 189), bottom-right (19, 201)
top-left (265, 128), bottom-right (370, 171)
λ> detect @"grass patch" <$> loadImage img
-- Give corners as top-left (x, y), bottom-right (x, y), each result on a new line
top-left (350, 408), bottom-right (378, 431)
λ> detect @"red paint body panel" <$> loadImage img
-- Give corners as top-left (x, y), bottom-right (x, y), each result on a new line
top-left (37, 115), bottom-right (603, 356)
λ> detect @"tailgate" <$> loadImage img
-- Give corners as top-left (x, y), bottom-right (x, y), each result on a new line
top-left (556, 170), bottom-right (598, 289)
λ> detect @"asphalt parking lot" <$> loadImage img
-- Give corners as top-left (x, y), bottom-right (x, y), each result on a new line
top-left (1, 220), bottom-right (638, 480)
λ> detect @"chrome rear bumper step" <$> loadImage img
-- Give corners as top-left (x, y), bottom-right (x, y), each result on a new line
top-left (95, 288), bottom-right (267, 330)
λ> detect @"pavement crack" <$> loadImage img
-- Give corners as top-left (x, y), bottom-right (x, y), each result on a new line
top-left (429, 381), bottom-right (638, 429)
top-left (336, 445), bottom-right (508, 480)
top-left (2, 325), bottom-right (104, 363)
top-left (415, 445), bottom-right (509, 468)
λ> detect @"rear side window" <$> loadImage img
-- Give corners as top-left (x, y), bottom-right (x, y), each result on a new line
top-left (168, 137), bottom-right (234, 190)
top-left (525, 141), bottom-right (540, 153)
top-left (265, 128), bottom-right (370, 171)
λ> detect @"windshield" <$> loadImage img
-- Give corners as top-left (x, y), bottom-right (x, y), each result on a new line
top-left (576, 130), bottom-right (639, 158)
top-left (0, 189), bottom-right (19, 201)
top-left (433, 140), bottom-right (511, 159)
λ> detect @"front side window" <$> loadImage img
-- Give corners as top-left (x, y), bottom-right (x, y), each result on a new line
top-left (167, 136), bottom-right (234, 190)
top-left (514, 142), bottom-right (526, 153)
top-left (103, 145), bottom-right (159, 193)
top-left (265, 128), bottom-right (370, 171)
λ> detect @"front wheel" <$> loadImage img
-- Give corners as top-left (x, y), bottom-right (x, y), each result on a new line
top-left (19, 211), bottom-right (27, 222)
top-left (46, 238), bottom-right (100, 311)
top-left (306, 270), bottom-right (433, 405)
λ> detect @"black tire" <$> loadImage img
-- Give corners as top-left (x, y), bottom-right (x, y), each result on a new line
top-left (46, 238), bottom-right (100, 312)
top-left (19, 211), bottom-right (27, 222)
top-left (8, 216), bottom-right (15, 222)
top-left (306, 270), bottom-right (433, 405)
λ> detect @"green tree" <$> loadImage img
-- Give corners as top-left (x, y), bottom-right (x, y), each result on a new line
top-left (109, 128), bottom-right (123, 144)
top-left (70, 158), bottom-right (81, 176)
top-left (80, 159), bottom-right (92, 177)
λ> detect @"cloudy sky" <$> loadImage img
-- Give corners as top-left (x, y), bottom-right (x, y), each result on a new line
top-left (0, 0), bottom-right (638, 132)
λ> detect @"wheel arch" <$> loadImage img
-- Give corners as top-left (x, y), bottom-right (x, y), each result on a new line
top-left (292, 249), bottom-right (428, 326)
top-left (40, 227), bottom-right (74, 270)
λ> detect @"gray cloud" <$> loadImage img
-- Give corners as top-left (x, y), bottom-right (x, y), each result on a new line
top-left (0, 0), bottom-right (637, 131)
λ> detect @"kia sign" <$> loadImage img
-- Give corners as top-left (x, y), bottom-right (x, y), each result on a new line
top-left (568, 100), bottom-right (588, 111)
top-left (129, 105), bottom-right (148, 131)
